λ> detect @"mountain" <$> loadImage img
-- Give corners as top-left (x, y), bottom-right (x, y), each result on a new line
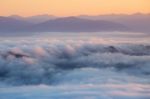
top-left (8, 15), bottom-right (24, 20)
top-left (9, 14), bottom-right (57, 24)
top-left (78, 13), bottom-right (150, 33)
top-left (0, 13), bottom-right (150, 33)
top-left (0, 16), bottom-right (32, 33)
top-left (26, 17), bottom-right (128, 32)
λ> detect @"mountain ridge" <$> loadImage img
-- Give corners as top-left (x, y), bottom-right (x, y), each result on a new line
top-left (0, 13), bottom-right (149, 33)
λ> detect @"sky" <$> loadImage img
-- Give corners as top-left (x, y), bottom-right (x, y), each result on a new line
top-left (0, 0), bottom-right (150, 16)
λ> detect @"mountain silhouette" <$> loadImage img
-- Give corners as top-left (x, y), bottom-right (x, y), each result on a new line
top-left (26, 17), bottom-right (128, 32)
top-left (0, 16), bottom-right (32, 33)
top-left (0, 13), bottom-right (149, 33)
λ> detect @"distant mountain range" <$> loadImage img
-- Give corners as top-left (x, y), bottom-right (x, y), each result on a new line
top-left (9, 14), bottom-right (56, 24)
top-left (0, 13), bottom-right (150, 33)
top-left (79, 13), bottom-right (150, 33)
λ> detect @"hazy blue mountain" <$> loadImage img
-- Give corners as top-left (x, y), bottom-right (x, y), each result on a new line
top-left (9, 14), bottom-right (57, 24)
top-left (26, 17), bottom-right (128, 32)
top-left (0, 16), bottom-right (32, 33)
top-left (78, 13), bottom-right (150, 33)
top-left (8, 15), bottom-right (24, 20)
top-left (0, 13), bottom-right (150, 33)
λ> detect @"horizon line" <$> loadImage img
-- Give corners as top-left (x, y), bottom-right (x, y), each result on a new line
top-left (1, 12), bottom-right (150, 17)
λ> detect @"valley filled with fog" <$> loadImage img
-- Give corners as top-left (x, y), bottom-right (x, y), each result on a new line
top-left (0, 32), bottom-right (150, 99)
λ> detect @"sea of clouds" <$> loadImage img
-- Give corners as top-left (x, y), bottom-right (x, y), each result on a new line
top-left (0, 35), bottom-right (150, 99)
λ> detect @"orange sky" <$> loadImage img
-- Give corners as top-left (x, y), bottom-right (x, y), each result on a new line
top-left (0, 0), bottom-right (150, 16)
